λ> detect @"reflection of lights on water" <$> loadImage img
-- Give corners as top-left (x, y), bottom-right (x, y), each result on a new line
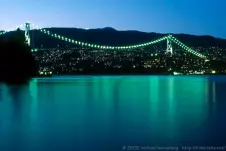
top-left (213, 82), bottom-right (216, 103)
top-left (29, 79), bottom-right (38, 119)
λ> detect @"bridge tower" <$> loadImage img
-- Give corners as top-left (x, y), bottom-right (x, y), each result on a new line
top-left (25, 22), bottom-right (31, 46)
top-left (166, 37), bottom-right (173, 55)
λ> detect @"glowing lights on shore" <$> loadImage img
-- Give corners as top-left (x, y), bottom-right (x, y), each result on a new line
top-left (39, 71), bottom-right (53, 75)
top-left (37, 27), bottom-right (207, 59)
top-left (211, 70), bottom-right (216, 74)
top-left (1, 23), bottom-right (208, 60)
top-left (37, 28), bottom-right (168, 50)
top-left (168, 36), bottom-right (207, 59)
top-left (31, 49), bottom-right (38, 52)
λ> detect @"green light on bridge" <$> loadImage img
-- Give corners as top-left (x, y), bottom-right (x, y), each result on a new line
top-left (36, 28), bottom-right (207, 59)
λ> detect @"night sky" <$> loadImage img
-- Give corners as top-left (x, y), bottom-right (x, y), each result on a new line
top-left (1, 0), bottom-right (226, 38)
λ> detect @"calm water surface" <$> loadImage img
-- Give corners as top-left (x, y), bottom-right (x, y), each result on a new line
top-left (0, 76), bottom-right (226, 151)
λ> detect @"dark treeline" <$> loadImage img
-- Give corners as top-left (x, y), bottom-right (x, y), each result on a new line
top-left (28, 27), bottom-right (226, 48)
top-left (0, 29), bottom-right (38, 85)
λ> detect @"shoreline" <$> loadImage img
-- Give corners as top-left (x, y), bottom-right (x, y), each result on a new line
top-left (34, 73), bottom-right (225, 78)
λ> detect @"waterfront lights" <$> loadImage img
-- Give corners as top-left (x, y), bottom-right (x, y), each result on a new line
top-left (212, 70), bottom-right (216, 74)
top-left (35, 26), bottom-right (207, 59)
top-left (39, 71), bottom-right (52, 75)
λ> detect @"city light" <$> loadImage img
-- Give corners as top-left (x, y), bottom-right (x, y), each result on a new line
top-left (212, 70), bottom-right (216, 74)
top-left (1, 22), bottom-right (226, 76)
top-left (31, 23), bottom-right (207, 59)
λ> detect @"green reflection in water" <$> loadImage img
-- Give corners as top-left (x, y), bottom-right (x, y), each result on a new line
top-left (29, 79), bottom-right (38, 120)
top-left (27, 76), bottom-right (210, 136)
top-left (149, 76), bottom-right (159, 118)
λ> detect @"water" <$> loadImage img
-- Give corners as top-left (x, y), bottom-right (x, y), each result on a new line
top-left (0, 76), bottom-right (226, 151)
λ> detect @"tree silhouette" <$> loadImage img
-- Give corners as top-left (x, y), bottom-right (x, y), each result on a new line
top-left (0, 29), bottom-right (38, 85)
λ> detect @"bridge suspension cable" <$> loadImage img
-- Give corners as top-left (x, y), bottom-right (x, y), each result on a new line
top-left (34, 25), bottom-right (207, 59)
top-left (31, 24), bottom-right (168, 50)
top-left (168, 35), bottom-right (207, 59)
top-left (1, 23), bottom-right (207, 59)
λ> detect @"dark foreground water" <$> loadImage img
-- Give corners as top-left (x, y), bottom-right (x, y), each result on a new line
top-left (0, 76), bottom-right (226, 151)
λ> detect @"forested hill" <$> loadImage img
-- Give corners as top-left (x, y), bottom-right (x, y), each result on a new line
top-left (2, 27), bottom-right (226, 48)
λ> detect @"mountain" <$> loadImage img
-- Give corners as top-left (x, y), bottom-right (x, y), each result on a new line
top-left (2, 27), bottom-right (226, 48)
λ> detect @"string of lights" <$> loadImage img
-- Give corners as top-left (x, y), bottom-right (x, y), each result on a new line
top-left (168, 35), bottom-right (207, 59)
top-left (1, 23), bottom-right (207, 59)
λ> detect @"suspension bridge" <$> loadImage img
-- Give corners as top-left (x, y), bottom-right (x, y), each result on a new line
top-left (0, 22), bottom-right (207, 59)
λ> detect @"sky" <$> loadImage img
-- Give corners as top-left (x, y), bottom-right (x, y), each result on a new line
top-left (1, 0), bottom-right (226, 38)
